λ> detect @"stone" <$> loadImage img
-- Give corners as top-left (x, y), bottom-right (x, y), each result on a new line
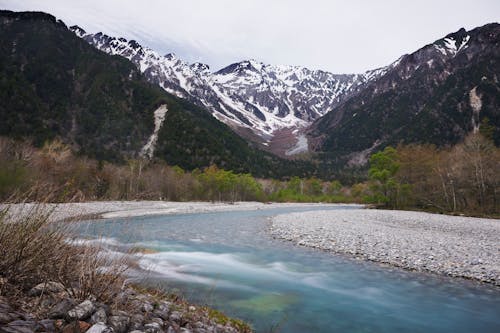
top-left (0, 312), bottom-right (20, 325)
top-left (54, 319), bottom-right (66, 330)
top-left (150, 317), bottom-right (163, 326)
top-left (49, 298), bottom-right (76, 319)
top-left (90, 308), bottom-right (107, 324)
top-left (28, 281), bottom-right (66, 296)
top-left (39, 319), bottom-right (56, 332)
top-left (129, 314), bottom-right (145, 331)
top-left (109, 310), bottom-right (128, 317)
top-left (107, 315), bottom-right (129, 333)
top-left (144, 322), bottom-right (163, 333)
top-left (141, 302), bottom-right (154, 313)
top-left (152, 308), bottom-right (169, 321)
top-left (85, 323), bottom-right (113, 333)
top-left (168, 312), bottom-right (182, 324)
top-left (0, 297), bottom-right (13, 311)
top-left (62, 321), bottom-right (92, 333)
top-left (79, 321), bottom-right (92, 332)
top-left (0, 319), bottom-right (38, 333)
top-left (67, 300), bottom-right (96, 321)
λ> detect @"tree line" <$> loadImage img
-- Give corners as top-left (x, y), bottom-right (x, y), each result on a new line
top-left (1, 134), bottom-right (498, 216)
top-left (365, 133), bottom-right (499, 216)
top-left (0, 138), bottom-right (353, 203)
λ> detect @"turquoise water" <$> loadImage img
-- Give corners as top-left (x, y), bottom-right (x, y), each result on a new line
top-left (75, 206), bottom-right (500, 333)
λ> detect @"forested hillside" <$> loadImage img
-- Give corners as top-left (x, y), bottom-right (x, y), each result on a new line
top-left (0, 10), bottom-right (316, 178)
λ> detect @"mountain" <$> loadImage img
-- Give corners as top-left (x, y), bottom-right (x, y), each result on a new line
top-left (5, 10), bottom-right (497, 174)
top-left (70, 26), bottom-right (391, 155)
top-left (308, 23), bottom-right (500, 165)
top-left (0, 10), bottom-right (313, 177)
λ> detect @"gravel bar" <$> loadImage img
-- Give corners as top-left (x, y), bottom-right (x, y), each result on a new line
top-left (3, 201), bottom-right (361, 222)
top-left (270, 209), bottom-right (500, 285)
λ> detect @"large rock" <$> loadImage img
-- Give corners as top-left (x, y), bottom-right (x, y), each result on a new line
top-left (108, 315), bottom-right (130, 333)
top-left (0, 319), bottom-right (40, 333)
top-left (90, 308), bottom-right (107, 324)
top-left (28, 281), bottom-right (65, 296)
top-left (49, 298), bottom-right (76, 319)
top-left (67, 300), bottom-right (96, 321)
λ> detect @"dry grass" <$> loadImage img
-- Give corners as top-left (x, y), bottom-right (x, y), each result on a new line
top-left (0, 202), bottom-right (132, 304)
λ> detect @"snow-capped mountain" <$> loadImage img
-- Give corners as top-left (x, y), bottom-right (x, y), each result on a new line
top-left (70, 26), bottom-right (387, 152)
top-left (308, 23), bottom-right (500, 165)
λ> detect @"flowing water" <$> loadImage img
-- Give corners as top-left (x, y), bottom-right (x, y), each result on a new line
top-left (74, 206), bottom-right (500, 333)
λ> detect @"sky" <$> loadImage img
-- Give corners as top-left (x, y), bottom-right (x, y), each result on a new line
top-left (1, 0), bottom-right (498, 73)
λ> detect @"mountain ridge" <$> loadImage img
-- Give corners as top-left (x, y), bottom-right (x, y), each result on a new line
top-left (308, 22), bottom-right (500, 164)
top-left (70, 25), bottom-right (393, 154)
top-left (0, 10), bottom-right (318, 178)
top-left (3, 9), bottom-right (498, 170)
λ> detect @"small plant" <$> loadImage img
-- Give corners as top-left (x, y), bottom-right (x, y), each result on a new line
top-left (0, 202), bottom-right (131, 305)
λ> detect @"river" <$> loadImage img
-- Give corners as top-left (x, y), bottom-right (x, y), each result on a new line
top-left (74, 205), bottom-right (500, 333)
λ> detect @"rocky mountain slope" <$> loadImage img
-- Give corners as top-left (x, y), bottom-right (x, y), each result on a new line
top-left (308, 23), bottom-right (500, 165)
top-left (71, 23), bottom-right (498, 164)
top-left (4, 9), bottom-right (497, 170)
top-left (0, 10), bottom-right (314, 177)
top-left (70, 26), bottom-right (391, 153)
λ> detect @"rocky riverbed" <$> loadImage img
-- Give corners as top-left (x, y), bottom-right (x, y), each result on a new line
top-left (0, 280), bottom-right (249, 333)
top-left (270, 209), bottom-right (500, 285)
top-left (3, 201), bottom-right (358, 222)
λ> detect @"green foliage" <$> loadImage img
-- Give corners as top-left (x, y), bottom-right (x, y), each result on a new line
top-left (196, 165), bottom-right (264, 202)
top-left (368, 147), bottom-right (400, 183)
top-left (368, 147), bottom-right (407, 208)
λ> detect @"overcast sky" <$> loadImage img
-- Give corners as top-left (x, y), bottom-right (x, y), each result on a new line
top-left (1, 0), bottom-right (498, 73)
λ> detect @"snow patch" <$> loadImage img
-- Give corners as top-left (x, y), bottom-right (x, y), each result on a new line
top-left (347, 140), bottom-right (382, 166)
top-left (469, 87), bottom-right (482, 133)
top-left (435, 35), bottom-right (470, 57)
top-left (141, 105), bottom-right (168, 158)
top-left (285, 134), bottom-right (309, 156)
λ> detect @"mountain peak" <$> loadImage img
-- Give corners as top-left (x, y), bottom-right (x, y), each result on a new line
top-left (190, 62), bottom-right (210, 74)
top-left (164, 53), bottom-right (177, 61)
top-left (69, 25), bottom-right (86, 37)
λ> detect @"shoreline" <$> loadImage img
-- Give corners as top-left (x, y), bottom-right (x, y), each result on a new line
top-left (270, 209), bottom-right (500, 286)
top-left (3, 201), bottom-right (363, 222)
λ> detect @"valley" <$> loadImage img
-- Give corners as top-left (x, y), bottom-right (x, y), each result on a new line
top-left (0, 5), bottom-right (499, 333)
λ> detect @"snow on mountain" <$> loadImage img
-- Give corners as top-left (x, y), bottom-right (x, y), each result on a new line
top-left (69, 25), bottom-right (387, 153)
top-left (434, 28), bottom-right (471, 57)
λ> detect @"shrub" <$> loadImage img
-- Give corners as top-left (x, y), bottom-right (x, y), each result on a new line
top-left (0, 203), bottom-right (131, 303)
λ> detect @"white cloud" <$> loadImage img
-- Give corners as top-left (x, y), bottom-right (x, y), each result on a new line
top-left (1, 0), bottom-right (498, 73)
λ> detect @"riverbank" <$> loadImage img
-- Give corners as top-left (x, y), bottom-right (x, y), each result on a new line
top-left (0, 280), bottom-right (250, 333)
top-left (0, 201), bottom-right (258, 333)
top-left (3, 201), bottom-right (362, 222)
top-left (270, 209), bottom-right (500, 286)
top-left (0, 201), bottom-right (359, 333)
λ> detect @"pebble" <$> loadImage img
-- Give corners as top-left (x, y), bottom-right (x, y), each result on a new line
top-left (271, 209), bottom-right (500, 285)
